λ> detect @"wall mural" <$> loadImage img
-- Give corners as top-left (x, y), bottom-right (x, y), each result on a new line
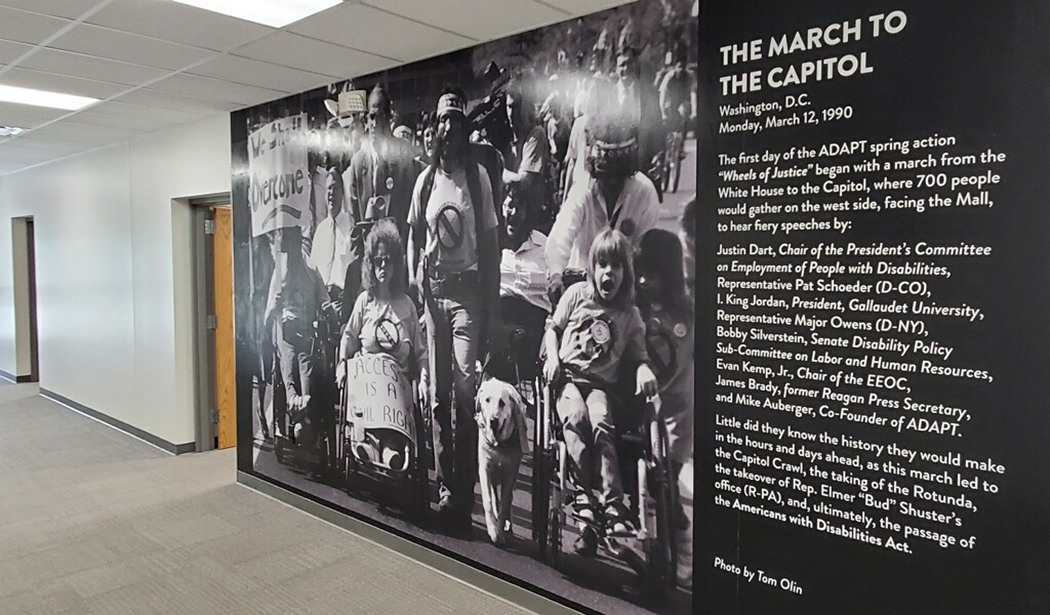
top-left (232, 2), bottom-right (697, 612)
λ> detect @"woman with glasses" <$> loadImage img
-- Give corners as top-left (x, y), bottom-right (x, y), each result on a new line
top-left (338, 218), bottom-right (428, 401)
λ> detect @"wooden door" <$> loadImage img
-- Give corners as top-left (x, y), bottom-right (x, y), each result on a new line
top-left (213, 207), bottom-right (236, 449)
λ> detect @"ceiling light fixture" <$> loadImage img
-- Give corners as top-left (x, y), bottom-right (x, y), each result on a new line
top-left (0, 125), bottom-right (27, 137)
top-left (0, 85), bottom-right (98, 111)
top-left (170, 0), bottom-right (342, 28)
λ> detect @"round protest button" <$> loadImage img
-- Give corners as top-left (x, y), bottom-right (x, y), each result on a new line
top-left (591, 320), bottom-right (612, 345)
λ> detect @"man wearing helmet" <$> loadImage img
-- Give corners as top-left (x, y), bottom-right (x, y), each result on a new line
top-left (545, 112), bottom-right (660, 302)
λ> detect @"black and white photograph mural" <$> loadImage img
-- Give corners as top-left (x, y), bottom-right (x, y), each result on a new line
top-left (232, 1), bottom-right (697, 612)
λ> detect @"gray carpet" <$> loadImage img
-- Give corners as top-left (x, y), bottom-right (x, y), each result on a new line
top-left (0, 382), bottom-right (534, 614)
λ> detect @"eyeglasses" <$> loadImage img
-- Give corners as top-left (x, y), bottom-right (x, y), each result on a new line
top-left (373, 255), bottom-right (391, 267)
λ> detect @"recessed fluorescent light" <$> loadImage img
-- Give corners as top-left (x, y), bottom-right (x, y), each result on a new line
top-left (170, 0), bottom-right (342, 28)
top-left (0, 85), bottom-right (98, 111)
top-left (0, 125), bottom-right (28, 137)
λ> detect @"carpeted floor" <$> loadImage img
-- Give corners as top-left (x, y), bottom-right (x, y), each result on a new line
top-left (0, 382), bottom-right (533, 614)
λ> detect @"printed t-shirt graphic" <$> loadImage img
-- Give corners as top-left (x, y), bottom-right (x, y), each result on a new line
top-left (409, 163), bottom-right (497, 273)
top-left (346, 293), bottom-right (423, 374)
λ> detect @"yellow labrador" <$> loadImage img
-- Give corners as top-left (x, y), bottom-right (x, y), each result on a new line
top-left (476, 378), bottom-right (529, 547)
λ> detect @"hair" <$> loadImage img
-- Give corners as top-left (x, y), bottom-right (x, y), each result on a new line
top-left (681, 198), bottom-right (696, 241)
top-left (361, 218), bottom-right (406, 296)
top-left (369, 84), bottom-right (392, 117)
top-left (588, 228), bottom-right (634, 306)
top-left (636, 229), bottom-right (688, 315)
top-left (585, 112), bottom-right (639, 179)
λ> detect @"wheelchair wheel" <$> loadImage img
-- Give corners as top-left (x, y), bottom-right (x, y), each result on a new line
top-left (543, 441), bottom-right (567, 568)
top-left (407, 400), bottom-right (431, 525)
top-left (531, 377), bottom-right (550, 548)
top-left (641, 414), bottom-right (675, 604)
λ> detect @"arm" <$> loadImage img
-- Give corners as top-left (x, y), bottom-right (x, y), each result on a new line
top-left (625, 308), bottom-right (657, 397)
top-left (339, 293), bottom-right (365, 361)
top-left (546, 183), bottom-right (585, 276)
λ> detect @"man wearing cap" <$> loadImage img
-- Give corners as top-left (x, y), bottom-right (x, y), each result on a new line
top-left (546, 113), bottom-right (660, 301)
top-left (346, 85), bottom-right (419, 252)
top-left (408, 87), bottom-right (501, 530)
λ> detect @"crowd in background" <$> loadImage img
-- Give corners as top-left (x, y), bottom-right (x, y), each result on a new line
top-left (248, 0), bottom-right (698, 565)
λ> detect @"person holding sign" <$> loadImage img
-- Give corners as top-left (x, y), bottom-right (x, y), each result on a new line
top-left (408, 88), bottom-right (501, 531)
top-left (338, 218), bottom-right (427, 401)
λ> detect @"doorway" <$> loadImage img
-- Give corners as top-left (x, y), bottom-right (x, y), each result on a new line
top-left (193, 200), bottom-right (235, 451)
top-left (12, 216), bottom-right (38, 383)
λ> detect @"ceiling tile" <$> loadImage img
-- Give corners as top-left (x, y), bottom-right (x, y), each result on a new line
top-left (0, 39), bottom-right (32, 64)
top-left (0, 7), bottom-right (71, 44)
top-left (289, 3), bottom-right (472, 63)
top-left (78, 100), bottom-right (210, 125)
top-left (0, 67), bottom-right (126, 99)
top-left (62, 110), bottom-right (175, 132)
top-left (187, 55), bottom-right (334, 93)
top-left (0, 101), bottom-right (68, 128)
top-left (22, 122), bottom-right (129, 146)
top-left (48, 23), bottom-right (217, 71)
top-left (18, 48), bottom-right (170, 87)
top-left (0, 0), bottom-right (100, 20)
top-left (113, 88), bottom-right (236, 114)
top-left (148, 73), bottom-right (286, 106)
top-left (86, 0), bottom-right (274, 52)
top-left (536, 0), bottom-right (633, 16)
top-left (365, 0), bottom-right (569, 41)
top-left (232, 32), bottom-right (396, 80)
top-left (34, 119), bottom-right (143, 142)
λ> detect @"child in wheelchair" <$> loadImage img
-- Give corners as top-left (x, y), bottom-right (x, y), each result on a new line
top-left (543, 228), bottom-right (658, 556)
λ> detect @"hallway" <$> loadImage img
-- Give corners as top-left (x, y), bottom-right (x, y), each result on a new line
top-left (0, 382), bottom-right (531, 614)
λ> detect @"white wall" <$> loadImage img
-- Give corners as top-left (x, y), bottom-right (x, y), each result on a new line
top-left (0, 114), bottom-right (231, 447)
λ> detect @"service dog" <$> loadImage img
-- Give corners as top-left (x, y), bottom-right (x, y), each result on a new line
top-left (476, 377), bottom-right (528, 547)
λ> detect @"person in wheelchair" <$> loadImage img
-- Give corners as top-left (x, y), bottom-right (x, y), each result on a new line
top-left (542, 228), bottom-right (658, 556)
top-left (338, 218), bottom-right (428, 401)
top-left (487, 175), bottom-right (551, 384)
top-left (266, 225), bottom-right (326, 441)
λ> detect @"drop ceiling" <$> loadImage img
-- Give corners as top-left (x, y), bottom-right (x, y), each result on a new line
top-left (0, 0), bottom-right (631, 175)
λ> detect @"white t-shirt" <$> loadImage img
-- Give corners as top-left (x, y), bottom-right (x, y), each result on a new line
top-left (408, 163), bottom-right (498, 273)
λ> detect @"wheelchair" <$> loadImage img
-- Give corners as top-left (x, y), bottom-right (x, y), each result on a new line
top-left (531, 368), bottom-right (679, 604)
top-left (272, 317), bottom-right (338, 480)
top-left (336, 353), bottom-right (430, 524)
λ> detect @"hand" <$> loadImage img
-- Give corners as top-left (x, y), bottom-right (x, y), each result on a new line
top-left (547, 271), bottom-right (564, 306)
top-left (636, 364), bottom-right (658, 399)
top-left (417, 369), bottom-right (429, 405)
top-left (543, 356), bottom-right (561, 384)
top-left (336, 361), bottom-right (346, 388)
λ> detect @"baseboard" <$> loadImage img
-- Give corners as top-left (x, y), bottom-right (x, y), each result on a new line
top-left (40, 388), bottom-right (196, 455)
top-left (237, 471), bottom-right (581, 615)
top-left (0, 369), bottom-right (37, 384)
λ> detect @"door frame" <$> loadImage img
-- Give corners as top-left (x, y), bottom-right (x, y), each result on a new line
top-left (191, 194), bottom-right (231, 453)
top-left (11, 216), bottom-right (39, 383)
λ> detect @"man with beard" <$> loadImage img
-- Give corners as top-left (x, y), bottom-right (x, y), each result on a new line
top-left (546, 112), bottom-right (660, 304)
top-left (408, 87), bottom-right (501, 530)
